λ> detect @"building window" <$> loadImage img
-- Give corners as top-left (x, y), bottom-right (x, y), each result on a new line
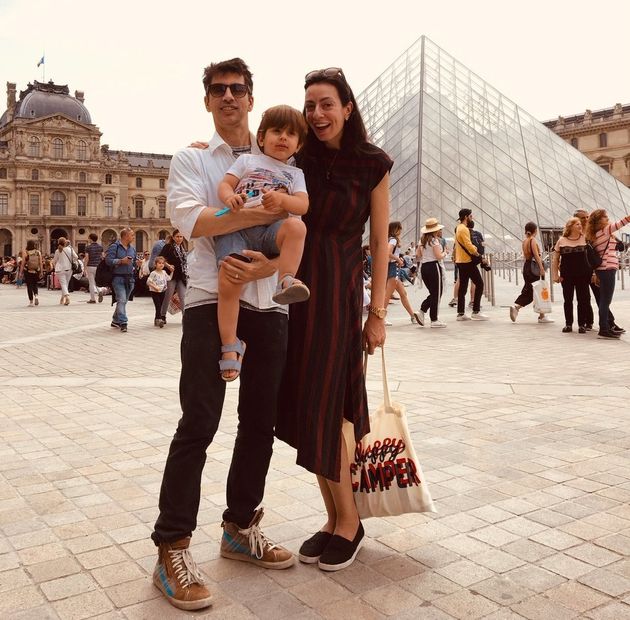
top-left (599, 133), bottom-right (607, 148)
top-left (77, 195), bottom-right (87, 217)
top-left (158, 198), bottom-right (166, 219)
top-left (51, 191), bottom-right (66, 216)
top-left (52, 138), bottom-right (64, 159)
top-left (135, 199), bottom-right (143, 218)
top-left (77, 140), bottom-right (87, 160)
top-left (0, 193), bottom-right (8, 215)
top-left (31, 169), bottom-right (39, 181)
top-left (105, 173), bottom-right (112, 184)
top-left (79, 171), bottom-right (87, 183)
top-left (570, 138), bottom-right (578, 149)
top-left (29, 194), bottom-right (40, 215)
top-left (599, 163), bottom-right (611, 173)
top-left (0, 168), bottom-right (6, 179)
top-left (104, 196), bottom-right (113, 217)
top-left (159, 178), bottom-right (166, 189)
top-left (135, 177), bottom-right (142, 188)
top-left (29, 136), bottom-right (40, 157)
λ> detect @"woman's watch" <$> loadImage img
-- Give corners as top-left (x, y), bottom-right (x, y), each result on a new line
top-left (368, 305), bottom-right (387, 319)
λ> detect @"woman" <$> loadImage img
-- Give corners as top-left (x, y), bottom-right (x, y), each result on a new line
top-left (276, 67), bottom-right (391, 571)
top-left (159, 230), bottom-right (188, 323)
top-left (52, 237), bottom-right (77, 305)
top-left (552, 217), bottom-right (591, 333)
top-left (19, 240), bottom-right (43, 306)
top-left (384, 221), bottom-right (418, 325)
top-left (510, 222), bottom-right (552, 324)
top-left (586, 209), bottom-right (630, 339)
top-left (416, 217), bottom-right (446, 328)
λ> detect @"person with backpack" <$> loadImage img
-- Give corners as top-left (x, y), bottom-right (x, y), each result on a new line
top-left (52, 237), bottom-right (78, 306)
top-left (19, 240), bottom-right (43, 307)
top-left (85, 233), bottom-right (106, 303)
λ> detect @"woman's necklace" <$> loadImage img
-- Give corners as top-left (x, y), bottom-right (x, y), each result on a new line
top-left (325, 151), bottom-right (339, 181)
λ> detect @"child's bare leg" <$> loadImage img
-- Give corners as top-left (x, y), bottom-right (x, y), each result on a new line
top-left (218, 267), bottom-right (243, 380)
top-left (275, 218), bottom-right (306, 277)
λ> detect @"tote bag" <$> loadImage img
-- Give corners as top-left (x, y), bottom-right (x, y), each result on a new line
top-left (343, 348), bottom-right (436, 519)
top-left (533, 279), bottom-right (552, 314)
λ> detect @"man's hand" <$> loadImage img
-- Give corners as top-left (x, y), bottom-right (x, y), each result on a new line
top-left (189, 141), bottom-right (209, 149)
top-left (222, 250), bottom-right (276, 285)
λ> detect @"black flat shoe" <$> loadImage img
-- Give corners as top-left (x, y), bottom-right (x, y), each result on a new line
top-left (578, 326), bottom-right (586, 334)
top-left (298, 531), bottom-right (333, 564)
top-left (598, 330), bottom-right (621, 339)
top-left (318, 523), bottom-right (364, 572)
top-left (562, 326), bottom-right (572, 333)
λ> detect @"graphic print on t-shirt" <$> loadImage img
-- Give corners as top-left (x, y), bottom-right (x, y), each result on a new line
top-left (235, 167), bottom-right (294, 208)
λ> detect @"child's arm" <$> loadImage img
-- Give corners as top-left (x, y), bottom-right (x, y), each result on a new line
top-left (218, 174), bottom-right (246, 211)
top-left (261, 190), bottom-right (308, 216)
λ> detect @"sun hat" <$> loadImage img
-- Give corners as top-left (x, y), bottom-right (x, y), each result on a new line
top-left (421, 217), bottom-right (444, 234)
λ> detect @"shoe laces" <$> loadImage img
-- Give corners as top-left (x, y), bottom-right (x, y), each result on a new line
top-left (168, 547), bottom-right (206, 587)
top-left (239, 522), bottom-right (277, 560)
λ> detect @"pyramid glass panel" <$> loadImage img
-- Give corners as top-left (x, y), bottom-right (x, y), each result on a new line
top-left (356, 37), bottom-right (630, 250)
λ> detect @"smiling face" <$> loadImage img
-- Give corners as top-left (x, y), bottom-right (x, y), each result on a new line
top-left (304, 82), bottom-right (353, 149)
top-left (204, 71), bottom-right (253, 134)
top-left (571, 220), bottom-right (583, 236)
top-left (258, 126), bottom-right (300, 163)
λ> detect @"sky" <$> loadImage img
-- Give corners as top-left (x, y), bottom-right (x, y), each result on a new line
top-left (1, 0), bottom-right (628, 155)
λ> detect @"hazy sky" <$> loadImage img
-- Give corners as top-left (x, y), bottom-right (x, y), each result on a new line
top-left (1, 0), bottom-right (628, 155)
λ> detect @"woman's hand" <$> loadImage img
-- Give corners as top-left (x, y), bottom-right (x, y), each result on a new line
top-left (362, 314), bottom-right (386, 354)
top-left (222, 251), bottom-right (276, 284)
top-left (553, 275), bottom-right (561, 283)
top-left (189, 141), bottom-right (209, 149)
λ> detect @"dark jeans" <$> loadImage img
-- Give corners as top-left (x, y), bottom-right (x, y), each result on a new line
top-left (25, 271), bottom-right (39, 301)
top-left (151, 291), bottom-right (166, 319)
top-left (152, 303), bottom-right (288, 543)
top-left (514, 271), bottom-right (540, 307)
top-left (420, 261), bottom-right (443, 321)
top-left (560, 275), bottom-right (590, 327)
top-left (587, 280), bottom-right (615, 328)
top-left (456, 262), bottom-right (483, 314)
top-left (596, 269), bottom-right (616, 332)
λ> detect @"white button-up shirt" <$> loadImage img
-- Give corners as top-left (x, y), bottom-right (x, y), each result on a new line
top-left (168, 132), bottom-right (282, 311)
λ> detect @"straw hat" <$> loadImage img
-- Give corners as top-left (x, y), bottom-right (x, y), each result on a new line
top-left (421, 217), bottom-right (444, 234)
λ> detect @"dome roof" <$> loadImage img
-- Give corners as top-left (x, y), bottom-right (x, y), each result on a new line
top-left (0, 80), bottom-right (92, 128)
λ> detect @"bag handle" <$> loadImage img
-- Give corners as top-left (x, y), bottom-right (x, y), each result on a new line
top-left (363, 347), bottom-right (398, 415)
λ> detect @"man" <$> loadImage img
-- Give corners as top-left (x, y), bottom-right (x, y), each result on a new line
top-left (148, 230), bottom-right (167, 270)
top-left (454, 208), bottom-right (487, 320)
top-left (105, 227), bottom-right (136, 332)
top-left (85, 233), bottom-right (105, 303)
top-left (151, 58), bottom-right (294, 612)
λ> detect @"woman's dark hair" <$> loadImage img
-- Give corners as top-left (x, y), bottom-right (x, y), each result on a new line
top-left (524, 222), bottom-right (537, 235)
top-left (302, 71), bottom-right (369, 154)
top-left (26, 240), bottom-right (36, 251)
top-left (202, 58), bottom-right (253, 96)
top-left (388, 221), bottom-right (402, 245)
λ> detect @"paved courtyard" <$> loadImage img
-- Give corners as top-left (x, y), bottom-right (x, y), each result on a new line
top-left (1, 271), bottom-right (629, 620)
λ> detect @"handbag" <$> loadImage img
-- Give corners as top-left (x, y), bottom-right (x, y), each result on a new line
top-left (343, 348), bottom-right (436, 519)
top-left (65, 247), bottom-right (82, 275)
top-left (585, 242), bottom-right (603, 270)
top-left (533, 279), bottom-right (552, 314)
top-left (168, 293), bottom-right (182, 315)
top-left (527, 239), bottom-right (541, 277)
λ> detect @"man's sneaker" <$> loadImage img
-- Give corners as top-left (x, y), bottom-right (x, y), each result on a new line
top-left (598, 330), bottom-right (621, 339)
top-left (110, 321), bottom-right (121, 329)
top-left (34, 297), bottom-right (39, 306)
top-left (448, 298), bottom-right (457, 307)
top-left (413, 310), bottom-right (425, 326)
top-left (153, 537), bottom-right (213, 611)
top-left (509, 306), bottom-right (519, 322)
top-left (431, 320), bottom-right (447, 328)
top-left (611, 324), bottom-right (626, 334)
top-left (299, 531), bottom-right (333, 564)
top-left (456, 314), bottom-right (470, 321)
top-left (318, 522), bottom-right (365, 572)
top-left (98, 290), bottom-right (104, 303)
top-left (538, 315), bottom-right (554, 324)
top-left (120, 324), bottom-right (128, 333)
top-left (220, 508), bottom-right (295, 569)
top-left (471, 312), bottom-right (489, 321)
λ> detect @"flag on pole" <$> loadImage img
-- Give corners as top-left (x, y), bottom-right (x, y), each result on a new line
top-left (37, 56), bottom-right (45, 67)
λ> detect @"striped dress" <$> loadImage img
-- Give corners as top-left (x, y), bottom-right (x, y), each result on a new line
top-left (275, 142), bottom-right (393, 482)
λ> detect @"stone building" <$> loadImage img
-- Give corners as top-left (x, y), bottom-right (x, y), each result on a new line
top-left (544, 104), bottom-right (630, 188)
top-left (0, 80), bottom-right (172, 257)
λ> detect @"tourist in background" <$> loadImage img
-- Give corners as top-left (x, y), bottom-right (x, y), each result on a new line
top-left (52, 237), bottom-right (77, 305)
top-left (159, 230), bottom-right (188, 324)
top-left (384, 221), bottom-right (418, 325)
top-left (415, 217), bottom-right (446, 328)
top-left (85, 233), bottom-right (105, 303)
top-left (19, 240), bottom-right (42, 307)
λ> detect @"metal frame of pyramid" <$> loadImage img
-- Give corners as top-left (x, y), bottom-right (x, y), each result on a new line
top-left (357, 36), bottom-right (630, 251)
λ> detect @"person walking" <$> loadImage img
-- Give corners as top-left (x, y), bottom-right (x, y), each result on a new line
top-left (416, 217), bottom-right (446, 328)
top-left (52, 237), bottom-right (77, 305)
top-left (105, 228), bottom-right (136, 333)
top-left (85, 233), bottom-right (105, 303)
top-left (159, 230), bottom-right (188, 324)
top-left (19, 240), bottom-right (43, 307)
top-left (510, 222), bottom-right (553, 324)
top-left (384, 221), bottom-right (418, 325)
top-left (147, 256), bottom-right (172, 327)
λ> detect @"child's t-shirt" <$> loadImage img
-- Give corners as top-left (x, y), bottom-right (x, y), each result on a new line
top-left (226, 153), bottom-right (307, 208)
top-left (147, 269), bottom-right (171, 292)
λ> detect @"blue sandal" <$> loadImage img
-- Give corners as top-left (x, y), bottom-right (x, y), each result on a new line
top-left (272, 273), bottom-right (310, 305)
top-left (219, 339), bottom-right (246, 382)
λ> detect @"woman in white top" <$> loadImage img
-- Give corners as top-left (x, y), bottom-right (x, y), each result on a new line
top-left (52, 237), bottom-right (78, 305)
top-left (384, 221), bottom-right (418, 325)
top-left (415, 218), bottom-right (446, 328)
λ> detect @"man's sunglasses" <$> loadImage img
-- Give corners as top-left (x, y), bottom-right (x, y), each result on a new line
top-left (304, 67), bottom-right (345, 83)
top-left (207, 83), bottom-right (249, 98)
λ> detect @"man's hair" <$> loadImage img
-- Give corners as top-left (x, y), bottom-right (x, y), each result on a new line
top-left (458, 208), bottom-right (472, 221)
top-left (88, 233), bottom-right (98, 242)
top-left (203, 58), bottom-right (253, 96)
top-left (257, 105), bottom-right (308, 149)
top-left (158, 230), bottom-right (167, 240)
top-left (26, 240), bottom-right (36, 251)
top-left (120, 227), bottom-right (133, 240)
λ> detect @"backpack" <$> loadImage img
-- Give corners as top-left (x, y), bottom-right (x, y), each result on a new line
top-left (26, 250), bottom-right (40, 272)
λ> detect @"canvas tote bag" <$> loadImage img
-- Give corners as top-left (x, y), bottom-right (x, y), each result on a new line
top-left (343, 348), bottom-right (436, 519)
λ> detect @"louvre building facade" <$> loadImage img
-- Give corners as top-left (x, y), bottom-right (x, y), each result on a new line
top-left (356, 37), bottom-right (630, 251)
top-left (0, 80), bottom-right (172, 256)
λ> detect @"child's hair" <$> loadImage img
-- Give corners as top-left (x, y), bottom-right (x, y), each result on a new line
top-left (154, 256), bottom-right (165, 267)
top-left (257, 105), bottom-right (308, 150)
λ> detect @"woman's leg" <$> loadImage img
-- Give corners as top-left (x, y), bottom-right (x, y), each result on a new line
top-left (394, 279), bottom-right (415, 318)
top-left (576, 278), bottom-right (590, 327)
top-left (561, 278), bottom-right (575, 326)
top-left (58, 271), bottom-right (70, 301)
top-left (160, 279), bottom-right (175, 320)
top-left (25, 272), bottom-right (35, 302)
top-left (176, 279), bottom-right (187, 310)
top-left (597, 270), bottom-right (616, 333)
top-left (315, 476), bottom-right (337, 534)
top-left (514, 276), bottom-right (535, 307)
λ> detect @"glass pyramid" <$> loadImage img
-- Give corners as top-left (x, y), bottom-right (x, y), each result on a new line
top-left (357, 36), bottom-right (630, 251)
